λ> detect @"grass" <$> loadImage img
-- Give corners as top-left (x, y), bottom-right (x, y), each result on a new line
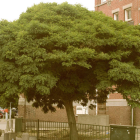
top-left (16, 132), bottom-right (22, 138)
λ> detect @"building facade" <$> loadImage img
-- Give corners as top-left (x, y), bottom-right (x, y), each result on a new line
top-left (18, 93), bottom-right (140, 126)
top-left (95, 0), bottom-right (140, 25)
top-left (94, 0), bottom-right (140, 126)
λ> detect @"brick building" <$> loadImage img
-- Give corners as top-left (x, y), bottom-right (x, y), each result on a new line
top-left (18, 94), bottom-right (96, 123)
top-left (95, 0), bottom-right (140, 25)
top-left (18, 92), bottom-right (140, 126)
top-left (94, 0), bottom-right (140, 126)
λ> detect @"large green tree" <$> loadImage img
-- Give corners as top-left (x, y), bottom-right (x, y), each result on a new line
top-left (0, 94), bottom-right (18, 109)
top-left (1, 2), bottom-right (140, 139)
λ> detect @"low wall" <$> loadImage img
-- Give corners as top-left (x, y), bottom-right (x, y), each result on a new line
top-left (77, 115), bottom-right (109, 126)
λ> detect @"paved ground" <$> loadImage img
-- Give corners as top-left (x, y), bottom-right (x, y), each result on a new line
top-left (0, 119), bottom-right (7, 130)
top-left (0, 119), bottom-right (15, 131)
top-left (0, 136), bottom-right (22, 140)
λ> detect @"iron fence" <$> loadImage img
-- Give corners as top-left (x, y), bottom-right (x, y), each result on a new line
top-left (16, 119), bottom-right (110, 140)
top-left (15, 118), bottom-right (140, 140)
top-left (136, 128), bottom-right (140, 140)
top-left (23, 119), bottom-right (70, 140)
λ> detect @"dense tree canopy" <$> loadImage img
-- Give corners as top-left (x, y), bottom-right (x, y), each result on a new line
top-left (0, 2), bottom-right (140, 139)
top-left (0, 94), bottom-right (18, 109)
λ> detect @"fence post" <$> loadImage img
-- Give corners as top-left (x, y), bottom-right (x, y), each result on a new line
top-left (23, 118), bottom-right (26, 132)
top-left (69, 122), bottom-right (72, 140)
top-left (37, 119), bottom-right (39, 140)
top-left (15, 117), bottom-right (23, 133)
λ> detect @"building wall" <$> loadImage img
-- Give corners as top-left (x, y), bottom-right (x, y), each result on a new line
top-left (134, 107), bottom-right (140, 126)
top-left (18, 96), bottom-right (76, 122)
top-left (77, 114), bottom-right (109, 126)
top-left (106, 106), bottom-right (131, 125)
top-left (18, 93), bottom-right (140, 126)
top-left (95, 0), bottom-right (140, 25)
top-left (94, 0), bottom-right (140, 126)
top-left (109, 92), bottom-right (123, 99)
top-left (106, 92), bottom-right (131, 125)
top-left (18, 97), bottom-right (97, 122)
top-left (18, 105), bottom-right (25, 118)
top-left (18, 105), bottom-right (69, 122)
top-left (26, 105), bottom-right (69, 122)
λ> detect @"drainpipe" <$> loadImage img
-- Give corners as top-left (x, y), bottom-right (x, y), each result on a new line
top-left (132, 107), bottom-right (133, 126)
top-left (138, 0), bottom-right (140, 24)
top-left (24, 98), bottom-right (26, 119)
top-left (96, 90), bottom-right (98, 115)
top-left (96, 103), bottom-right (98, 115)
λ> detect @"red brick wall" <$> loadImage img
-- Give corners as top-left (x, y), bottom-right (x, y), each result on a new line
top-left (106, 106), bottom-right (131, 125)
top-left (18, 105), bottom-right (26, 118)
top-left (109, 93), bottom-right (123, 99)
top-left (94, 0), bottom-right (140, 125)
top-left (106, 92), bottom-right (131, 125)
top-left (134, 107), bottom-right (140, 126)
top-left (19, 104), bottom-right (77, 122)
top-left (19, 102), bottom-right (140, 125)
top-left (35, 107), bottom-right (68, 122)
top-left (95, 0), bottom-right (140, 25)
top-left (106, 106), bottom-right (140, 126)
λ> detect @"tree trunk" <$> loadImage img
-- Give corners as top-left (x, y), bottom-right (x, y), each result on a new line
top-left (64, 100), bottom-right (78, 140)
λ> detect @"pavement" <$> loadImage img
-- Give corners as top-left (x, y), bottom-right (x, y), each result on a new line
top-left (0, 119), bottom-right (7, 130)
top-left (0, 136), bottom-right (22, 140)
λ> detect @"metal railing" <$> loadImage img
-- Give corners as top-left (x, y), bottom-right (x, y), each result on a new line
top-left (16, 119), bottom-right (110, 140)
top-left (75, 123), bottom-right (110, 140)
top-left (136, 128), bottom-right (140, 140)
top-left (25, 120), bottom-right (70, 140)
top-left (15, 118), bottom-right (140, 140)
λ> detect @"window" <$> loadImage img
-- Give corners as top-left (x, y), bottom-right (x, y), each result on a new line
top-left (76, 106), bottom-right (88, 115)
top-left (112, 8), bottom-right (119, 20)
top-left (101, 0), bottom-right (106, 3)
top-left (125, 8), bottom-right (131, 21)
top-left (114, 12), bottom-right (119, 21)
top-left (123, 3), bottom-right (132, 21)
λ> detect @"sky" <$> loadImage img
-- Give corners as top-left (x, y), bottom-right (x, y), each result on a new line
top-left (0, 0), bottom-right (95, 22)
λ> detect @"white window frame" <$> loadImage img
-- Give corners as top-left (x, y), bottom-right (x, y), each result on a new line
top-left (101, 0), bottom-right (106, 3)
top-left (123, 3), bottom-right (132, 22)
top-left (112, 8), bottom-right (120, 21)
top-left (113, 12), bottom-right (119, 21)
top-left (125, 8), bottom-right (132, 21)
top-left (76, 106), bottom-right (88, 115)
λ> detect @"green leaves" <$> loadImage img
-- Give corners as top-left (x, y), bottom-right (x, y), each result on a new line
top-left (109, 60), bottom-right (140, 83)
top-left (1, 2), bottom-right (140, 110)
top-left (26, 20), bottom-right (50, 37)
top-left (19, 73), bottom-right (58, 95)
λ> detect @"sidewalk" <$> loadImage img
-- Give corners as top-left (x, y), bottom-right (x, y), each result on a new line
top-left (0, 119), bottom-right (7, 130)
top-left (0, 119), bottom-right (15, 131)
top-left (0, 136), bottom-right (22, 140)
